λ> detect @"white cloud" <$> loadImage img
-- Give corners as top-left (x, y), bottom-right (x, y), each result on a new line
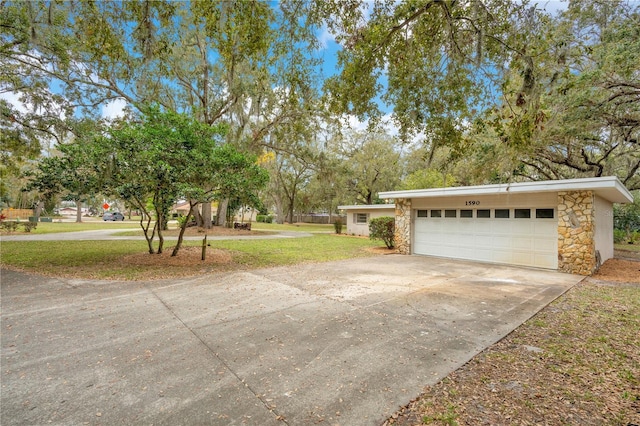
top-left (317, 25), bottom-right (337, 49)
top-left (102, 98), bottom-right (128, 119)
top-left (0, 91), bottom-right (29, 114)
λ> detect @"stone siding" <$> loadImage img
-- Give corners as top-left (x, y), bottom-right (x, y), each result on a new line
top-left (557, 191), bottom-right (597, 275)
top-left (394, 198), bottom-right (411, 254)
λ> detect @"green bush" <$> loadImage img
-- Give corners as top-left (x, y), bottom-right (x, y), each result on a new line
top-left (614, 229), bottom-right (626, 244)
top-left (257, 214), bottom-right (274, 223)
top-left (333, 217), bottom-right (343, 234)
top-left (22, 222), bottom-right (38, 232)
top-left (369, 216), bottom-right (395, 249)
top-left (176, 215), bottom-right (193, 227)
top-left (0, 221), bottom-right (19, 233)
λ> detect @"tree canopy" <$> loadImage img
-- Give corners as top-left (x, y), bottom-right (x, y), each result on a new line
top-left (3, 0), bottom-right (639, 231)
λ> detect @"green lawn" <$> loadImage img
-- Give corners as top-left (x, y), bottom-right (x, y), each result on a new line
top-left (8, 220), bottom-right (143, 234)
top-left (250, 222), bottom-right (334, 233)
top-left (0, 234), bottom-right (382, 280)
top-left (615, 242), bottom-right (640, 252)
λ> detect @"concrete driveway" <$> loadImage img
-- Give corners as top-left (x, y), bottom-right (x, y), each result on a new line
top-left (0, 255), bottom-right (582, 425)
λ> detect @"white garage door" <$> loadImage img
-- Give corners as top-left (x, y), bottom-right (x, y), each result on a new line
top-left (414, 208), bottom-right (558, 269)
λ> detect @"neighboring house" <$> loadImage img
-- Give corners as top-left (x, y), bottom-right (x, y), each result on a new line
top-left (171, 201), bottom-right (193, 217)
top-left (171, 201), bottom-right (218, 218)
top-left (59, 207), bottom-right (79, 216)
top-left (377, 176), bottom-right (633, 276)
top-left (338, 204), bottom-right (396, 236)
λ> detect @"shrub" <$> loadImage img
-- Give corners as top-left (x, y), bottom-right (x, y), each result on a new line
top-left (0, 221), bottom-right (19, 233)
top-left (176, 215), bottom-right (193, 227)
top-left (369, 216), bottom-right (395, 249)
top-left (256, 214), bottom-right (274, 223)
top-left (614, 229), bottom-right (626, 244)
top-left (22, 222), bottom-right (38, 232)
top-left (333, 217), bottom-right (343, 234)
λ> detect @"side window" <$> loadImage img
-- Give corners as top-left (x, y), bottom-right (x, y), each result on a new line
top-left (355, 213), bottom-right (369, 224)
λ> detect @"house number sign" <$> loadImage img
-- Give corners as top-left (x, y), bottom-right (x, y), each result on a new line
top-left (465, 201), bottom-right (480, 206)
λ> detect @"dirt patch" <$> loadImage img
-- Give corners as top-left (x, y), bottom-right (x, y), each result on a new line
top-left (593, 258), bottom-right (640, 283)
top-left (365, 246), bottom-right (398, 255)
top-left (615, 247), bottom-right (640, 261)
top-left (385, 257), bottom-right (640, 426)
top-left (123, 246), bottom-right (233, 267)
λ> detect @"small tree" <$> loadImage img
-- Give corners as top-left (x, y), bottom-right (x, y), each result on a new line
top-left (369, 216), bottom-right (395, 249)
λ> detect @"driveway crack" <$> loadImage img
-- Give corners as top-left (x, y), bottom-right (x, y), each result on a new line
top-left (144, 283), bottom-right (290, 425)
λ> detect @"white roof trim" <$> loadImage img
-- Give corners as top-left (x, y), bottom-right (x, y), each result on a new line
top-left (378, 176), bottom-right (634, 204)
top-left (338, 204), bottom-right (395, 210)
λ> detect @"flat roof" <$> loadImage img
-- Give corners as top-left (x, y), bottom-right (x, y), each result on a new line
top-left (338, 204), bottom-right (395, 210)
top-left (378, 176), bottom-right (634, 204)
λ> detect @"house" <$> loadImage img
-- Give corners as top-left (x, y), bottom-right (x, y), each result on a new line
top-left (375, 176), bottom-right (633, 276)
top-left (338, 204), bottom-right (396, 236)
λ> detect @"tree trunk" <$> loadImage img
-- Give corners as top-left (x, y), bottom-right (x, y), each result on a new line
top-left (172, 202), bottom-right (196, 257)
top-left (286, 189), bottom-right (296, 223)
top-left (192, 202), bottom-right (203, 227)
top-left (139, 211), bottom-right (156, 254)
top-left (216, 198), bottom-right (229, 227)
top-left (75, 200), bottom-right (82, 223)
top-left (202, 202), bottom-right (212, 228)
top-left (34, 201), bottom-right (44, 219)
top-left (155, 204), bottom-right (165, 254)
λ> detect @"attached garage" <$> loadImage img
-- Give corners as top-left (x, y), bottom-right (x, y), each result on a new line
top-left (379, 177), bottom-right (634, 276)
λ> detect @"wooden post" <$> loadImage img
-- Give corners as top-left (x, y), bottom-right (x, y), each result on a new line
top-left (201, 235), bottom-right (207, 261)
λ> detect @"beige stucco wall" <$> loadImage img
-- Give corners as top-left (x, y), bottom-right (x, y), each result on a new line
top-left (594, 195), bottom-right (614, 263)
top-left (345, 208), bottom-right (395, 236)
top-left (410, 192), bottom-right (557, 209)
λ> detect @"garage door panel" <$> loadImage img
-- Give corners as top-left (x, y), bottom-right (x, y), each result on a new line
top-left (414, 209), bottom-right (558, 270)
top-left (513, 237), bottom-right (533, 250)
top-left (534, 238), bottom-right (556, 251)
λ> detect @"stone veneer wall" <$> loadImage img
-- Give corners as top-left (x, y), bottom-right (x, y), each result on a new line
top-left (557, 190), bottom-right (597, 275)
top-left (394, 198), bottom-right (411, 254)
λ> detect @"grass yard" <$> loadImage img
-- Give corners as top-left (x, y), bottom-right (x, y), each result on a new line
top-left (1, 220), bottom-right (142, 234)
top-left (0, 234), bottom-right (382, 280)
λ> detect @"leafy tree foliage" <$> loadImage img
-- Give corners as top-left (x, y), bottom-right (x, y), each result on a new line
top-left (334, 130), bottom-right (401, 204)
top-left (99, 107), bottom-right (267, 255)
top-left (400, 168), bottom-right (456, 190)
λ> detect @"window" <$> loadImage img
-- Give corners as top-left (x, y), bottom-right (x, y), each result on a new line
top-left (445, 209), bottom-right (457, 218)
top-left (515, 208), bottom-right (531, 219)
top-left (495, 209), bottom-right (510, 218)
top-left (536, 208), bottom-right (555, 219)
top-left (355, 213), bottom-right (368, 224)
top-left (477, 209), bottom-right (491, 218)
top-left (460, 209), bottom-right (473, 218)
top-left (430, 210), bottom-right (442, 218)
top-left (417, 210), bottom-right (428, 218)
